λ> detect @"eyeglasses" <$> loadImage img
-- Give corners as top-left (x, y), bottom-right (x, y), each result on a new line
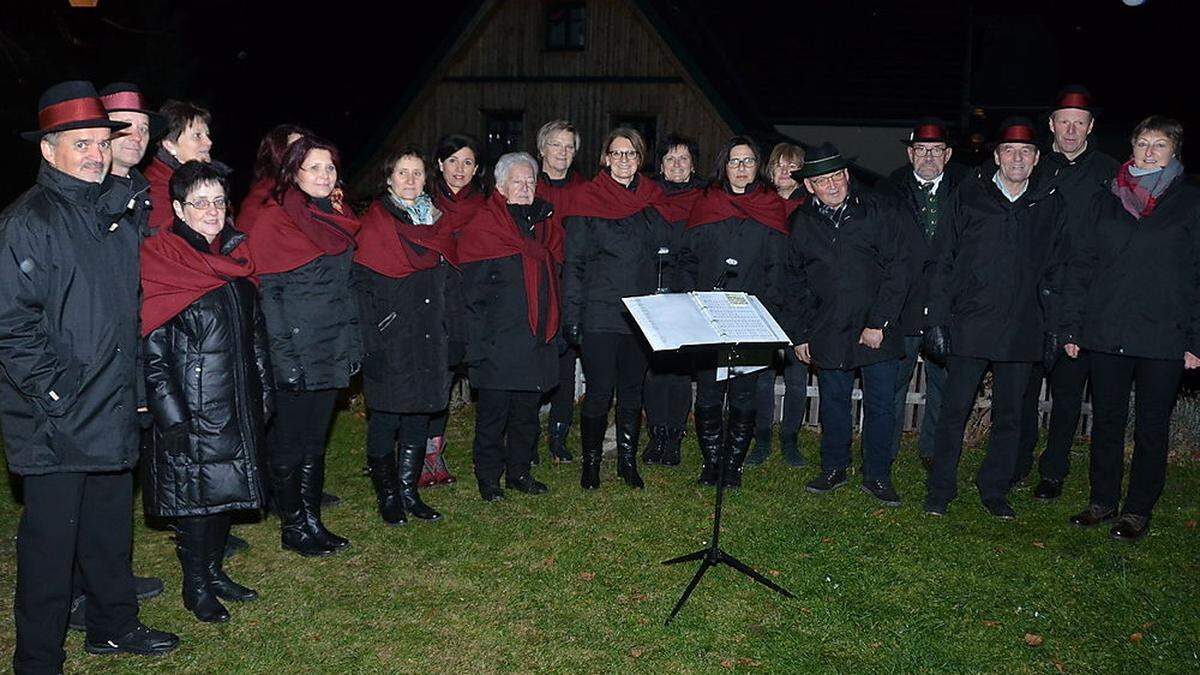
top-left (608, 150), bottom-right (639, 161)
top-left (727, 157), bottom-right (758, 169)
top-left (183, 197), bottom-right (229, 211)
top-left (808, 172), bottom-right (847, 189)
top-left (774, 161), bottom-right (800, 171)
top-left (910, 146), bottom-right (947, 157)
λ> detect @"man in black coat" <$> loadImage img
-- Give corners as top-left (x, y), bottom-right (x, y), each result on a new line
top-left (1014, 86), bottom-right (1121, 500)
top-left (923, 118), bottom-right (1069, 520)
top-left (877, 119), bottom-right (966, 473)
top-left (783, 144), bottom-right (909, 506)
top-left (0, 81), bottom-right (179, 674)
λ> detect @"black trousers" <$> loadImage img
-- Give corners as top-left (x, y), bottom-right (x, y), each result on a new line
top-left (268, 389), bottom-right (339, 469)
top-left (548, 345), bottom-right (579, 425)
top-left (580, 331), bottom-right (648, 419)
top-left (928, 357), bottom-right (1032, 504)
top-left (472, 388), bottom-right (541, 482)
top-left (1087, 351), bottom-right (1183, 517)
top-left (695, 367), bottom-right (758, 415)
top-left (366, 410), bottom-right (436, 457)
top-left (753, 350), bottom-right (809, 434)
top-left (14, 471), bottom-right (139, 673)
top-left (1016, 352), bottom-right (1090, 482)
top-left (644, 350), bottom-right (692, 428)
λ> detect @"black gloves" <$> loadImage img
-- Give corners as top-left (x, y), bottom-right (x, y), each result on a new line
top-left (922, 326), bottom-right (951, 366)
top-left (565, 324), bottom-right (584, 348)
top-left (1042, 332), bottom-right (1061, 373)
top-left (160, 421), bottom-right (190, 456)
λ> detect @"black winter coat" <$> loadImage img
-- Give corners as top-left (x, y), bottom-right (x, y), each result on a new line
top-left (782, 189), bottom-right (909, 370)
top-left (143, 223), bottom-right (272, 517)
top-left (677, 199), bottom-right (787, 314)
top-left (1062, 179), bottom-right (1200, 360)
top-left (926, 172), bottom-right (1068, 362)
top-left (1041, 145), bottom-right (1120, 222)
top-left (114, 169), bottom-right (153, 237)
top-left (258, 249), bottom-right (362, 391)
top-left (0, 164), bottom-right (142, 476)
top-left (563, 177), bottom-right (673, 334)
top-left (462, 200), bottom-right (560, 392)
top-left (877, 162), bottom-right (969, 335)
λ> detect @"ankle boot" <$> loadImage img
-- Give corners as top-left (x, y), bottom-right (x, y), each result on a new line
top-left (175, 517), bottom-right (229, 623)
top-left (367, 453), bottom-right (407, 525)
top-left (205, 515), bottom-right (257, 602)
top-left (695, 405), bottom-right (724, 486)
top-left (745, 425), bottom-right (773, 466)
top-left (723, 408), bottom-right (758, 488)
top-left (780, 430), bottom-right (806, 468)
top-left (298, 455), bottom-right (350, 551)
top-left (579, 415), bottom-right (607, 490)
top-left (398, 443), bottom-right (442, 520)
top-left (270, 462), bottom-right (336, 557)
top-left (661, 426), bottom-right (684, 466)
top-left (615, 410), bottom-right (645, 489)
top-left (548, 421), bottom-right (574, 463)
top-left (642, 424), bottom-right (666, 465)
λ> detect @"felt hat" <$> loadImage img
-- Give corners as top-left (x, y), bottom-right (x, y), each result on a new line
top-left (903, 118), bottom-right (951, 145)
top-left (21, 80), bottom-right (129, 142)
top-left (794, 142), bottom-right (848, 179)
top-left (1051, 84), bottom-right (1094, 114)
top-left (99, 82), bottom-right (167, 139)
top-left (991, 117), bottom-right (1039, 148)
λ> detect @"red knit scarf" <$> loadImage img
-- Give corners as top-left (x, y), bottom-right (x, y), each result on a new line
top-left (353, 198), bottom-right (457, 278)
top-left (140, 226), bottom-right (256, 336)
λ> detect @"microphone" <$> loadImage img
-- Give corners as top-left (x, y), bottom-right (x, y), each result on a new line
top-left (713, 257), bottom-right (738, 291)
top-left (655, 246), bottom-right (671, 293)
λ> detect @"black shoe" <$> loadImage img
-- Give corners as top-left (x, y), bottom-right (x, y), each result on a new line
top-left (222, 532), bottom-right (250, 560)
top-left (68, 594), bottom-right (88, 631)
top-left (923, 497), bottom-right (947, 517)
top-left (660, 427), bottom-right (684, 466)
top-left (299, 455), bottom-right (353, 548)
top-left (175, 517), bottom-right (230, 623)
top-left (615, 409), bottom-right (644, 489)
top-left (506, 473), bottom-right (549, 495)
top-left (271, 462), bottom-right (337, 558)
top-left (780, 432), bottom-right (806, 468)
top-left (1009, 470), bottom-right (1031, 489)
top-left (861, 480), bottom-right (902, 507)
top-left (1032, 478), bottom-right (1064, 501)
top-left (548, 421), bottom-right (574, 463)
top-left (1069, 503), bottom-right (1118, 528)
top-left (579, 415), bottom-right (607, 490)
top-left (805, 469), bottom-right (848, 494)
top-left (206, 517), bottom-right (257, 603)
top-left (982, 497), bottom-right (1017, 520)
top-left (398, 443), bottom-right (442, 520)
top-left (367, 453), bottom-right (407, 526)
top-left (84, 622), bottom-right (180, 656)
top-left (642, 424), bottom-right (666, 465)
top-left (694, 405), bottom-right (724, 487)
top-left (135, 575), bottom-right (164, 601)
top-left (744, 427), bottom-right (772, 467)
top-left (1109, 513), bottom-right (1150, 542)
top-left (722, 408), bottom-right (757, 489)
top-left (478, 480), bottom-right (505, 502)
top-left (321, 491), bottom-right (341, 508)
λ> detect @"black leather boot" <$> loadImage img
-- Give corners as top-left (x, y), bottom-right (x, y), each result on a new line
top-left (206, 514), bottom-right (257, 603)
top-left (367, 453), bottom-right (407, 525)
top-left (642, 424), bottom-right (666, 465)
top-left (722, 408), bottom-right (758, 489)
top-left (615, 409), bottom-right (645, 489)
top-left (271, 462), bottom-right (336, 557)
top-left (695, 405), bottom-right (724, 486)
top-left (398, 443), bottom-right (442, 520)
top-left (548, 421), bottom-right (574, 463)
top-left (175, 517), bottom-right (229, 623)
top-left (579, 415), bottom-right (607, 490)
top-left (298, 455), bottom-right (350, 552)
top-left (661, 426), bottom-right (684, 466)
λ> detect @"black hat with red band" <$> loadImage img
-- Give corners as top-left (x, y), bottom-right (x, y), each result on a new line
top-left (903, 118), bottom-right (951, 146)
top-left (1051, 85), bottom-right (1095, 114)
top-left (21, 80), bottom-right (129, 142)
top-left (99, 82), bottom-right (167, 140)
top-left (991, 117), bottom-right (1039, 148)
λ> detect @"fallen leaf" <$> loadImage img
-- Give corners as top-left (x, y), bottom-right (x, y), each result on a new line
top-left (578, 572), bottom-right (595, 581)
top-left (542, 557), bottom-right (556, 567)
top-left (871, 508), bottom-right (886, 518)
top-left (630, 647), bottom-right (644, 658)
top-left (1032, 541), bottom-right (1046, 549)
top-left (629, 592), bottom-right (649, 602)
top-left (800, 607), bottom-right (813, 614)
top-left (738, 657), bottom-right (762, 666)
top-left (1024, 633), bottom-right (1044, 647)
top-left (1053, 660), bottom-right (1066, 673)
top-left (636, 617), bottom-right (650, 626)
top-left (1129, 632), bottom-right (1143, 644)
top-left (982, 620), bottom-right (1000, 628)
top-left (1186, 520), bottom-right (1197, 529)
top-left (1141, 621), bottom-right (1154, 630)
top-left (868, 642), bottom-right (882, 649)
top-left (821, 537), bottom-right (835, 544)
top-left (768, 569), bottom-right (781, 577)
top-left (720, 658), bottom-right (735, 669)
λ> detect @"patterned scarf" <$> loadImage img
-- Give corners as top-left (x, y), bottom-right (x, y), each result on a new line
top-left (1111, 159), bottom-right (1183, 219)
top-left (395, 192), bottom-right (435, 225)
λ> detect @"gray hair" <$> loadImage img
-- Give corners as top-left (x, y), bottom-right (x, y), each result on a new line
top-left (536, 119), bottom-right (580, 155)
top-left (41, 132), bottom-right (60, 146)
top-left (493, 152), bottom-right (540, 186)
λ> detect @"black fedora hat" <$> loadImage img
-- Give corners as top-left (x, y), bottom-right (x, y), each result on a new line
top-left (1050, 84), bottom-right (1095, 114)
top-left (903, 117), bottom-right (951, 146)
top-left (99, 82), bottom-right (167, 139)
top-left (794, 142), bottom-right (849, 179)
top-left (989, 116), bottom-right (1040, 148)
top-left (21, 80), bottom-right (129, 142)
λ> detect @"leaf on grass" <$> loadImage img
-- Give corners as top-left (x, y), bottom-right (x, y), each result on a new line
top-left (630, 647), bottom-right (644, 658)
top-left (1141, 621), bottom-right (1154, 630)
top-left (542, 557), bottom-right (556, 567)
top-left (1032, 541), bottom-right (1046, 549)
top-left (629, 592), bottom-right (649, 602)
top-left (868, 642), bottom-right (883, 649)
top-left (738, 657), bottom-right (762, 667)
top-left (578, 571), bottom-right (596, 581)
top-left (1129, 632), bottom-right (1143, 644)
top-left (821, 537), bottom-right (835, 544)
top-left (1186, 520), bottom-right (1197, 529)
top-left (1024, 633), bottom-right (1044, 647)
top-left (720, 658), bottom-right (735, 669)
top-left (871, 508), bottom-right (886, 518)
top-left (982, 620), bottom-right (1000, 628)
top-left (768, 569), bottom-right (781, 577)
top-left (800, 607), bottom-right (813, 615)
top-left (1053, 660), bottom-right (1066, 673)
top-left (637, 617), bottom-right (650, 626)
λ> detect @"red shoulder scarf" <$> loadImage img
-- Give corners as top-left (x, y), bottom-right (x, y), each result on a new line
top-left (353, 197), bottom-right (458, 278)
top-left (654, 181), bottom-right (704, 224)
top-left (237, 178), bottom-right (274, 233)
top-left (686, 183), bottom-right (790, 234)
top-left (562, 171), bottom-right (666, 220)
top-left (144, 155), bottom-right (174, 234)
top-left (431, 181), bottom-right (486, 225)
top-left (457, 193), bottom-right (563, 341)
top-left (243, 189), bottom-right (361, 275)
top-left (140, 226), bottom-right (256, 336)
top-left (536, 170), bottom-right (586, 208)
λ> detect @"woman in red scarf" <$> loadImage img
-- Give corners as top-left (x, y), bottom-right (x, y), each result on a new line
top-left (458, 152), bottom-right (561, 501)
top-left (243, 136), bottom-right (362, 558)
top-left (678, 136), bottom-right (790, 490)
top-left (430, 133), bottom-right (488, 222)
top-left (353, 146), bottom-right (457, 525)
top-left (141, 162), bottom-right (270, 623)
top-left (239, 124), bottom-right (313, 234)
top-left (562, 127), bottom-right (672, 491)
top-left (145, 100), bottom-right (229, 233)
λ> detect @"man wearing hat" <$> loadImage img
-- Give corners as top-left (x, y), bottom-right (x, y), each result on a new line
top-left (0, 81), bottom-right (179, 672)
top-left (922, 117), bottom-right (1069, 519)
top-left (1012, 86), bottom-right (1121, 500)
top-left (782, 143), bottom-right (910, 506)
top-left (878, 118), bottom-right (968, 473)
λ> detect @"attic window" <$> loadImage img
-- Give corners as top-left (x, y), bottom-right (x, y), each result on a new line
top-left (546, 2), bottom-right (585, 51)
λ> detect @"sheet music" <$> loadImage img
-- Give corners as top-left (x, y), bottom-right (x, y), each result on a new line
top-left (623, 291), bottom-right (791, 352)
top-left (691, 292), bottom-right (790, 343)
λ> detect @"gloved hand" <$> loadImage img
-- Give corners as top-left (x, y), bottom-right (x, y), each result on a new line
top-left (921, 326), bottom-right (951, 366)
top-left (1042, 332), bottom-right (1061, 373)
top-left (565, 324), bottom-right (584, 348)
top-left (160, 421), bottom-right (190, 456)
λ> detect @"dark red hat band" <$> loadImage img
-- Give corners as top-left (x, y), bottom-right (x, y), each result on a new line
top-left (1057, 92), bottom-right (1090, 109)
top-left (1000, 126), bottom-right (1035, 142)
top-left (914, 124), bottom-right (945, 139)
top-left (37, 98), bottom-right (109, 131)
top-left (100, 91), bottom-right (148, 111)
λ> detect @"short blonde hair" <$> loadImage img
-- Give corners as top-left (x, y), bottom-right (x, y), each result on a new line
top-left (536, 120), bottom-right (580, 155)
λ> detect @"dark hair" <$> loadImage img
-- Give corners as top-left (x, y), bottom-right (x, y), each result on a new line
top-left (272, 135), bottom-right (341, 203)
top-left (253, 124), bottom-right (314, 182)
top-left (379, 144), bottom-right (427, 196)
top-left (169, 160), bottom-right (229, 204)
top-left (431, 133), bottom-right (486, 193)
top-left (657, 133), bottom-right (700, 176)
top-left (158, 99), bottom-right (212, 145)
top-left (599, 127), bottom-right (647, 166)
top-left (710, 135), bottom-right (761, 189)
top-left (1130, 115), bottom-right (1184, 156)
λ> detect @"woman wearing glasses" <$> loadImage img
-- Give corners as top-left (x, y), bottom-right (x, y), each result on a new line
top-left (677, 136), bottom-right (790, 488)
top-left (244, 135), bottom-right (362, 557)
top-left (141, 161), bottom-right (271, 622)
top-left (562, 127), bottom-right (672, 490)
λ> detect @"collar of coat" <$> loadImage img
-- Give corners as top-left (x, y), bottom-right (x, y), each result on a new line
top-left (36, 161), bottom-right (136, 235)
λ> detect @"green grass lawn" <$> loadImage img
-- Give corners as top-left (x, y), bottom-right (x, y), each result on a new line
top-left (1, 408), bottom-right (1198, 673)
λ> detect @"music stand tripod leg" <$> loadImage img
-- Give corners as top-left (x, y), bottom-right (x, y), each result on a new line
top-left (717, 549), bottom-right (796, 598)
top-left (665, 557), bottom-right (714, 625)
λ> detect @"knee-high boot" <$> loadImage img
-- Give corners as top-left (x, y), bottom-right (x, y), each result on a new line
top-left (695, 405), bottom-right (725, 486)
top-left (271, 461), bottom-right (337, 557)
top-left (175, 516), bottom-right (229, 623)
top-left (615, 409), bottom-right (645, 489)
top-left (398, 443), bottom-right (442, 521)
top-left (723, 407), bottom-right (758, 489)
top-left (579, 415), bottom-right (607, 490)
top-left (205, 513), bottom-right (257, 602)
top-left (298, 454), bottom-right (350, 551)
top-left (368, 451), bottom-right (407, 525)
